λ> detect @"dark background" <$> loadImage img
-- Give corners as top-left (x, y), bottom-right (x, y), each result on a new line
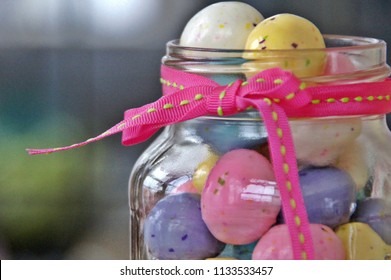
top-left (1, 0), bottom-right (390, 259)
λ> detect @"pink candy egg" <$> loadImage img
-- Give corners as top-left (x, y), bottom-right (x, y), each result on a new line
top-left (201, 149), bottom-right (280, 245)
top-left (170, 180), bottom-right (199, 194)
top-left (324, 52), bottom-right (356, 75)
top-left (252, 224), bottom-right (345, 260)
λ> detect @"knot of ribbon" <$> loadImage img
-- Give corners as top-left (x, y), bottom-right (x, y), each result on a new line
top-left (27, 65), bottom-right (391, 260)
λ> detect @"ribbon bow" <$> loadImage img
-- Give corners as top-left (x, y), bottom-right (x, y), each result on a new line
top-left (27, 66), bottom-right (391, 260)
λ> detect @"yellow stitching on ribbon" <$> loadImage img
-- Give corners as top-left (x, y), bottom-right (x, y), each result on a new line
top-left (312, 99), bottom-right (321, 104)
top-left (180, 100), bottom-right (190, 106)
top-left (299, 82), bottom-right (307, 90)
top-left (132, 114), bottom-right (141, 120)
top-left (295, 215), bottom-right (301, 226)
top-left (274, 78), bottom-right (283, 84)
top-left (286, 93), bottom-right (295, 100)
top-left (219, 91), bottom-right (226, 100)
top-left (286, 181), bottom-right (292, 191)
top-left (326, 98), bottom-right (336, 103)
top-left (263, 98), bottom-right (272, 105)
top-left (283, 163), bottom-right (289, 174)
top-left (163, 104), bottom-right (174, 109)
top-left (340, 97), bottom-right (350, 103)
top-left (147, 108), bottom-right (157, 113)
top-left (355, 96), bottom-right (363, 102)
top-left (301, 251), bottom-right (308, 260)
top-left (217, 106), bottom-right (223, 116)
top-left (272, 111), bottom-right (278, 121)
top-left (280, 145), bottom-right (286, 156)
top-left (298, 233), bottom-right (305, 244)
top-left (195, 94), bottom-right (203, 100)
top-left (117, 123), bottom-right (126, 129)
top-left (241, 81), bottom-right (249, 86)
top-left (290, 199), bottom-right (297, 209)
top-left (367, 96), bottom-right (374, 101)
top-left (277, 128), bottom-right (283, 138)
top-left (256, 78), bottom-right (265, 83)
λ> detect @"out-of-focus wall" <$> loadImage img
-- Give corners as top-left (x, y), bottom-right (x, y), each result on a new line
top-left (0, 0), bottom-right (390, 259)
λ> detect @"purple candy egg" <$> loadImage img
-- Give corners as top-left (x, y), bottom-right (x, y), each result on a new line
top-left (297, 166), bottom-right (356, 228)
top-left (144, 193), bottom-right (225, 259)
top-left (352, 198), bottom-right (391, 244)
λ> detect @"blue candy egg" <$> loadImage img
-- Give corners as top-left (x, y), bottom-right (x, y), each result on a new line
top-left (144, 193), bottom-right (225, 259)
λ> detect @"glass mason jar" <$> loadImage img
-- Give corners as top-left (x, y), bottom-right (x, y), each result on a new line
top-left (129, 35), bottom-right (391, 260)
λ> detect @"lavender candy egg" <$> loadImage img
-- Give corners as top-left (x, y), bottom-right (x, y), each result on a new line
top-left (144, 193), bottom-right (225, 259)
top-left (298, 167), bottom-right (356, 228)
top-left (351, 198), bottom-right (391, 244)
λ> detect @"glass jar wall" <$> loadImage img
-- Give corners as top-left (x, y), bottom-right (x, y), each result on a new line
top-left (129, 35), bottom-right (391, 260)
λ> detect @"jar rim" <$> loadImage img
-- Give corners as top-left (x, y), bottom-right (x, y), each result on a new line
top-left (167, 34), bottom-right (386, 54)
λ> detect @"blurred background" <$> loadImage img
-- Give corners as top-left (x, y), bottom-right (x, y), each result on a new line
top-left (0, 0), bottom-right (391, 260)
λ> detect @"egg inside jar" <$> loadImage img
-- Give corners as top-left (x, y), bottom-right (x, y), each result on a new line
top-left (129, 2), bottom-right (391, 260)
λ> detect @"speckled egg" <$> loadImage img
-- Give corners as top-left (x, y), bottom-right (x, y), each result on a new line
top-left (351, 198), bottom-right (391, 244)
top-left (144, 193), bottom-right (225, 259)
top-left (193, 151), bottom-right (219, 193)
top-left (291, 117), bottom-right (362, 167)
top-left (201, 149), bottom-right (280, 244)
top-left (296, 166), bottom-right (356, 228)
top-left (170, 180), bottom-right (199, 194)
top-left (324, 52), bottom-right (356, 75)
top-left (336, 222), bottom-right (391, 260)
top-left (252, 224), bottom-right (345, 260)
top-left (335, 141), bottom-right (369, 191)
top-left (243, 13), bottom-right (326, 78)
top-left (180, 2), bottom-right (263, 49)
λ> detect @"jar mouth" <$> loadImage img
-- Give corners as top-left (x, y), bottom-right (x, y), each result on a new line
top-left (164, 34), bottom-right (390, 83)
top-left (167, 35), bottom-right (386, 55)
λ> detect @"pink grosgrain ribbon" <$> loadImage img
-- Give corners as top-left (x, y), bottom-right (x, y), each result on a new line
top-left (27, 66), bottom-right (391, 260)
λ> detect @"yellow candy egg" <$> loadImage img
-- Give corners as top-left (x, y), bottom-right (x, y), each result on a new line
top-left (243, 14), bottom-right (326, 78)
top-left (335, 222), bottom-right (391, 260)
top-left (192, 151), bottom-right (219, 193)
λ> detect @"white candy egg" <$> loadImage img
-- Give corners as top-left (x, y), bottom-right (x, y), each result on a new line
top-left (180, 2), bottom-right (263, 49)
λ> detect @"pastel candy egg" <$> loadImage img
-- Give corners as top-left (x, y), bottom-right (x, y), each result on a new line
top-left (180, 2), bottom-right (264, 49)
top-left (233, 241), bottom-right (258, 260)
top-left (335, 222), bottom-right (391, 260)
top-left (197, 118), bottom-right (268, 154)
top-left (335, 141), bottom-right (369, 191)
top-left (296, 166), bottom-right (356, 228)
top-left (324, 52), bottom-right (356, 75)
top-left (351, 198), bottom-right (391, 244)
top-left (243, 14), bottom-right (326, 78)
top-left (201, 149), bottom-right (280, 244)
top-left (170, 180), bottom-right (199, 194)
top-left (252, 224), bottom-right (345, 260)
top-left (193, 151), bottom-right (219, 193)
top-left (291, 117), bottom-right (362, 166)
top-left (144, 193), bottom-right (225, 259)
